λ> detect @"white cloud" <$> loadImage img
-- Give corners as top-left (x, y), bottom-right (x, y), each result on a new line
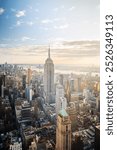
top-left (54, 24), bottom-right (69, 29)
top-left (0, 44), bottom-right (8, 47)
top-left (0, 8), bottom-right (5, 15)
top-left (35, 9), bottom-right (39, 12)
top-left (0, 41), bottom-right (99, 67)
top-left (41, 19), bottom-right (53, 24)
top-left (28, 6), bottom-right (33, 10)
top-left (69, 6), bottom-right (75, 11)
top-left (27, 21), bottom-right (34, 26)
top-left (54, 18), bottom-right (65, 22)
top-left (22, 36), bottom-right (31, 41)
top-left (16, 20), bottom-right (23, 26)
top-left (53, 8), bottom-right (59, 11)
top-left (61, 5), bottom-right (65, 9)
top-left (21, 36), bottom-right (35, 42)
top-left (16, 10), bottom-right (26, 17)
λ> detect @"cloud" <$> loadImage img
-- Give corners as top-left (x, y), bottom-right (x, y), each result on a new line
top-left (0, 44), bottom-right (8, 47)
top-left (53, 8), bottom-right (59, 12)
top-left (54, 18), bottom-right (65, 22)
top-left (54, 24), bottom-right (69, 29)
top-left (16, 20), bottom-right (23, 26)
top-left (0, 8), bottom-right (5, 15)
top-left (21, 37), bottom-right (31, 41)
top-left (69, 6), bottom-right (75, 11)
top-left (27, 21), bottom-right (34, 26)
top-left (0, 41), bottom-right (99, 66)
top-left (16, 10), bottom-right (26, 17)
top-left (61, 5), bottom-right (65, 9)
top-left (0, 40), bottom-right (99, 57)
top-left (41, 19), bottom-right (53, 24)
top-left (35, 9), bottom-right (39, 12)
top-left (21, 36), bottom-right (35, 42)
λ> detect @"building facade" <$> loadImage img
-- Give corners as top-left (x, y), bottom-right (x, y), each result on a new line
top-left (56, 84), bottom-right (67, 116)
top-left (56, 109), bottom-right (71, 150)
top-left (44, 48), bottom-right (55, 104)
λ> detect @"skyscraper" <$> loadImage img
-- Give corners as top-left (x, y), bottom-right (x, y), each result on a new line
top-left (44, 47), bottom-right (55, 104)
top-left (56, 109), bottom-right (71, 150)
top-left (56, 84), bottom-right (67, 116)
top-left (65, 80), bottom-right (71, 104)
top-left (27, 68), bottom-right (32, 85)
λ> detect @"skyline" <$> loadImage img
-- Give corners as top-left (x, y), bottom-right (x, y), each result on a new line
top-left (0, 0), bottom-right (100, 66)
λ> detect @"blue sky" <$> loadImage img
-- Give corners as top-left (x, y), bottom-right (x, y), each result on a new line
top-left (0, 0), bottom-right (100, 65)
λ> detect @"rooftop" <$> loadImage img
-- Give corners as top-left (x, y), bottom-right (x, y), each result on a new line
top-left (59, 109), bottom-right (68, 117)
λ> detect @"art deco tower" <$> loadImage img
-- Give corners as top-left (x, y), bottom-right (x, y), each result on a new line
top-left (56, 109), bottom-right (71, 150)
top-left (44, 47), bottom-right (55, 104)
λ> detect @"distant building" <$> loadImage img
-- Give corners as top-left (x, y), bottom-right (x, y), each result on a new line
top-left (21, 101), bottom-right (31, 122)
top-left (74, 77), bottom-right (82, 93)
top-left (59, 74), bottom-right (64, 86)
top-left (70, 79), bottom-right (74, 93)
top-left (96, 96), bottom-right (100, 112)
top-left (0, 75), bottom-right (6, 97)
top-left (56, 109), bottom-right (71, 150)
top-left (65, 80), bottom-right (71, 104)
top-left (25, 85), bottom-right (33, 101)
top-left (44, 47), bottom-right (55, 104)
top-left (10, 142), bottom-right (22, 150)
top-left (22, 75), bottom-right (26, 89)
top-left (27, 68), bottom-right (32, 85)
top-left (56, 84), bottom-right (67, 115)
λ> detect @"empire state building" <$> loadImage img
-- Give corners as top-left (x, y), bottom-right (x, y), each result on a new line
top-left (44, 47), bottom-right (55, 104)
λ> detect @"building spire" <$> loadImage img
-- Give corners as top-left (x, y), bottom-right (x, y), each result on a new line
top-left (48, 45), bottom-right (50, 58)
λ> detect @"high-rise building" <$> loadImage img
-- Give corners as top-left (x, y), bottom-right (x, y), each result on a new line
top-left (56, 109), bottom-right (71, 150)
top-left (22, 75), bottom-right (26, 89)
top-left (21, 101), bottom-right (31, 122)
top-left (59, 74), bottom-right (64, 86)
top-left (74, 77), bottom-right (82, 93)
top-left (70, 78), bottom-right (74, 93)
top-left (56, 84), bottom-right (67, 115)
top-left (25, 85), bottom-right (33, 101)
top-left (0, 75), bottom-right (5, 97)
top-left (44, 47), bottom-right (54, 104)
top-left (65, 80), bottom-right (71, 104)
top-left (27, 68), bottom-right (32, 85)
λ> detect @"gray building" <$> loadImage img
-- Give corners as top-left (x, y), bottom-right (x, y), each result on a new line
top-left (44, 47), bottom-right (55, 104)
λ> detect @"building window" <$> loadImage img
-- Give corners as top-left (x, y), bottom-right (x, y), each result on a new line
top-left (66, 125), bottom-right (68, 132)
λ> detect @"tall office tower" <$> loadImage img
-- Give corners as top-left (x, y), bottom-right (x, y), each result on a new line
top-left (56, 109), bottom-right (71, 150)
top-left (56, 84), bottom-right (67, 115)
top-left (22, 75), bottom-right (26, 89)
top-left (21, 101), bottom-right (31, 121)
top-left (44, 47), bottom-right (54, 104)
top-left (27, 68), bottom-right (32, 85)
top-left (0, 76), bottom-right (2, 97)
top-left (96, 96), bottom-right (100, 112)
top-left (0, 75), bottom-right (5, 97)
top-left (59, 74), bottom-right (64, 86)
top-left (70, 78), bottom-right (74, 93)
top-left (25, 84), bottom-right (33, 101)
top-left (74, 77), bottom-right (82, 93)
top-left (65, 80), bottom-right (71, 105)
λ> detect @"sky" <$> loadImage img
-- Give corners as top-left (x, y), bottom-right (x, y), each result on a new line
top-left (0, 0), bottom-right (100, 66)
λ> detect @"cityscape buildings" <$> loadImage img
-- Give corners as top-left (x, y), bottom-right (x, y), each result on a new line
top-left (0, 60), bottom-right (100, 150)
top-left (0, 1), bottom-right (100, 149)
